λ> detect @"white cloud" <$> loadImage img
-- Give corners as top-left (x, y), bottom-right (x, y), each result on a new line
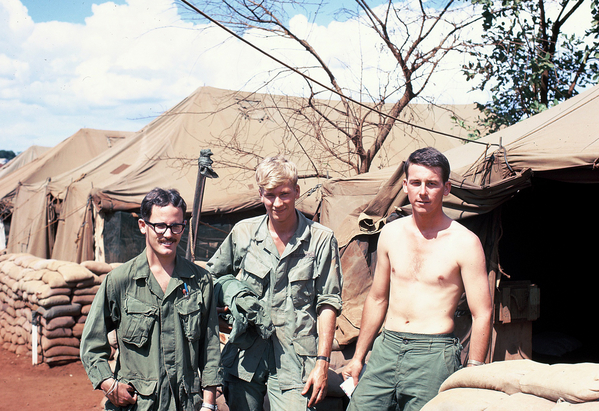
top-left (0, 0), bottom-right (495, 152)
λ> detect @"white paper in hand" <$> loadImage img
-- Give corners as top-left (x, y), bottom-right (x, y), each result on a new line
top-left (340, 377), bottom-right (357, 398)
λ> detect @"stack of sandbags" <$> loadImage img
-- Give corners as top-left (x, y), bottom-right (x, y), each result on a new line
top-left (422, 359), bottom-right (599, 410)
top-left (0, 253), bottom-right (42, 357)
top-left (76, 260), bottom-right (116, 338)
top-left (0, 253), bottom-right (106, 364)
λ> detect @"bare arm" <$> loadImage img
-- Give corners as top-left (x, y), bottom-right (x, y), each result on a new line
top-left (302, 304), bottom-right (337, 406)
top-left (460, 234), bottom-right (493, 365)
top-left (100, 378), bottom-right (137, 407)
top-left (201, 386), bottom-right (217, 410)
top-left (343, 231), bottom-right (391, 382)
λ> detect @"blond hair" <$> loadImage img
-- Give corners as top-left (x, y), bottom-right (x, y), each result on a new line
top-left (255, 155), bottom-right (298, 190)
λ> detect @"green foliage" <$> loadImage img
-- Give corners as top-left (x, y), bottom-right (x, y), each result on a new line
top-left (0, 150), bottom-right (16, 160)
top-left (464, 0), bottom-right (599, 134)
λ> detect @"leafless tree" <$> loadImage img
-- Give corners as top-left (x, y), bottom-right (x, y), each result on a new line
top-left (179, 0), bottom-right (482, 175)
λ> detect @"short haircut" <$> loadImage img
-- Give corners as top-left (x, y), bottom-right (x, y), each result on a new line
top-left (140, 188), bottom-right (187, 221)
top-left (255, 155), bottom-right (299, 191)
top-left (404, 147), bottom-right (451, 183)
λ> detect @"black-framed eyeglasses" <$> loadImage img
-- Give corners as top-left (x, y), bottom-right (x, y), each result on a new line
top-left (144, 220), bottom-right (186, 235)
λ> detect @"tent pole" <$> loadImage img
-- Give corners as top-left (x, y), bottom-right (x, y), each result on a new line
top-left (186, 149), bottom-right (218, 261)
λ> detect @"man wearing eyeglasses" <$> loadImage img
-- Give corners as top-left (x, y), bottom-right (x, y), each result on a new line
top-left (81, 187), bottom-right (223, 411)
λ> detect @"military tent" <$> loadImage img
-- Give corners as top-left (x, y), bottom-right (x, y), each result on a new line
top-left (0, 145), bottom-right (50, 181)
top-left (0, 129), bottom-right (133, 203)
top-left (2, 129), bottom-right (134, 256)
top-left (322, 83), bottom-right (599, 362)
top-left (8, 86), bottom-right (476, 263)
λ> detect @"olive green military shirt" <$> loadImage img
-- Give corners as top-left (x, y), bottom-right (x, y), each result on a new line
top-left (81, 251), bottom-right (223, 411)
top-left (207, 212), bottom-right (343, 391)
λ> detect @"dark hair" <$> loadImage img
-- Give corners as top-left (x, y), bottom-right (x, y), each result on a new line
top-left (140, 188), bottom-right (187, 221)
top-left (404, 147), bottom-right (451, 183)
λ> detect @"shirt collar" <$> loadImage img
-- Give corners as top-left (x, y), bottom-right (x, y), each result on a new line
top-left (131, 249), bottom-right (195, 281)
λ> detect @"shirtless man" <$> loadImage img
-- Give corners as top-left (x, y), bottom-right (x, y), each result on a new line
top-left (343, 147), bottom-right (493, 411)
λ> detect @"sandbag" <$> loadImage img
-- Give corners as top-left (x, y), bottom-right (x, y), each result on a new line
top-left (3, 305), bottom-right (16, 317)
top-left (36, 284), bottom-right (71, 299)
top-left (72, 294), bottom-right (96, 305)
top-left (44, 345), bottom-right (80, 358)
top-left (440, 360), bottom-right (550, 395)
top-left (1, 261), bottom-right (16, 275)
top-left (17, 269), bottom-right (34, 283)
top-left (485, 392), bottom-right (556, 411)
top-left (20, 280), bottom-right (46, 295)
top-left (74, 277), bottom-right (97, 288)
top-left (42, 327), bottom-right (73, 339)
top-left (15, 344), bottom-right (30, 356)
top-left (32, 259), bottom-right (54, 270)
top-left (552, 401), bottom-right (599, 410)
top-left (41, 336), bottom-right (80, 350)
top-left (39, 303), bottom-right (81, 320)
top-left (57, 264), bottom-right (94, 283)
top-left (38, 295), bottom-right (71, 308)
top-left (42, 316), bottom-right (76, 331)
top-left (521, 363), bottom-right (599, 403)
top-left (23, 269), bottom-right (45, 282)
top-left (81, 260), bottom-right (113, 275)
top-left (81, 304), bottom-right (91, 315)
top-left (14, 254), bottom-right (38, 268)
top-left (42, 271), bottom-right (68, 288)
top-left (421, 388), bottom-right (509, 411)
top-left (73, 285), bottom-right (100, 295)
top-left (72, 323), bottom-right (85, 338)
top-left (7, 264), bottom-right (22, 281)
top-left (46, 260), bottom-right (68, 271)
top-left (23, 257), bottom-right (43, 269)
top-left (45, 355), bottom-right (80, 364)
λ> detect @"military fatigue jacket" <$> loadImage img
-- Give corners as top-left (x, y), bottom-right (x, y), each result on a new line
top-left (207, 212), bottom-right (343, 391)
top-left (81, 251), bottom-right (223, 411)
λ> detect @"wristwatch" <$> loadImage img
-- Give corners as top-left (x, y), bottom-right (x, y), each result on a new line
top-left (201, 403), bottom-right (217, 411)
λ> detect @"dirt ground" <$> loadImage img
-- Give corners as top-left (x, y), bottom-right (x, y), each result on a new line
top-left (0, 348), bottom-right (104, 411)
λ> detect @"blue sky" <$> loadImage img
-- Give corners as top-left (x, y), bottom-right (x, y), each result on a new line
top-left (20, 0), bottom-right (128, 23)
top-left (1, 0), bottom-right (591, 153)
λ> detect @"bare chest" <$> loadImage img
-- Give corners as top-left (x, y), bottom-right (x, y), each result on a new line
top-left (390, 236), bottom-right (461, 285)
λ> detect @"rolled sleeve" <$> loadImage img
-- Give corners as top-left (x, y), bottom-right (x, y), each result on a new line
top-left (315, 234), bottom-right (343, 315)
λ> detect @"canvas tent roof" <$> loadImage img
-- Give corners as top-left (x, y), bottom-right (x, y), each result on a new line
top-left (0, 129), bottom-right (134, 203)
top-left (7, 86), bottom-right (477, 262)
top-left (325, 83), bottom-right (599, 248)
top-left (322, 83), bottom-right (599, 346)
top-left (4, 129), bottom-right (134, 256)
top-left (0, 145), bottom-right (50, 180)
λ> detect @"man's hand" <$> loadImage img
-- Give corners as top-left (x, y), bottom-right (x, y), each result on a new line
top-left (101, 379), bottom-right (137, 407)
top-left (216, 306), bottom-right (232, 334)
top-left (301, 360), bottom-right (329, 407)
top-left (342, 358), bottom-right (364, 383)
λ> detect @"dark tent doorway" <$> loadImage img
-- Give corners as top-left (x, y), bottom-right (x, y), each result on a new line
top-left (497, 176), bottom-right (599, 364)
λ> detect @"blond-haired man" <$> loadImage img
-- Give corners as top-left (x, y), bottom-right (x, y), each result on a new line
top-left (207, 156), bottom-right (343, 411)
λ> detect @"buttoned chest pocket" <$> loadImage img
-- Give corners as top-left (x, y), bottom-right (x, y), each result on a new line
top-left (289, 256), bottom-right (316, 307)
top-left (238, 252), bottom-right (270, 297)
top-left (176, 291), bottom-right (204, 341)
top-left (121, 297), bottom-right (158, 348)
